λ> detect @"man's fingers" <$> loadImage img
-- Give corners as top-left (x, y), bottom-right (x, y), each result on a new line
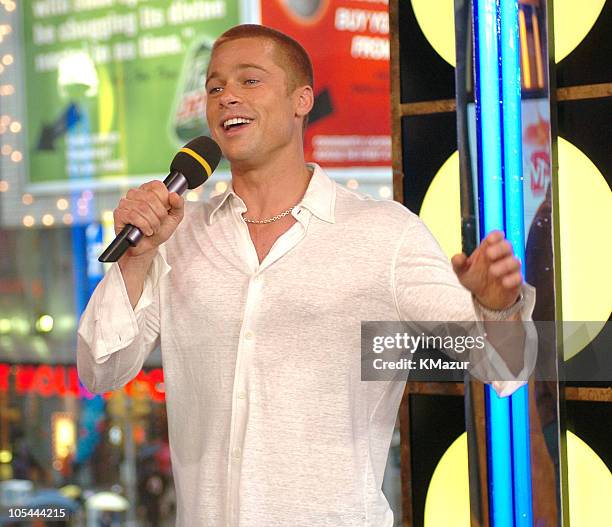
top-left (484, 230), bottom-right (504, 246)
top-left (489, 256), bottom-right (521, 278)
top-left (143, 190), bottom-right (170, 219)
top-left (127, 186), bottom-right (169, 219)
top-left (502, 273), bottom-right (523, 289)
top-left (129, 190), bottom-right (167, 223)
top-left (141, 180), bottom-right (170, 208)
top-left (486, 239), bottom-right (513, 261)
top-left (115, 203), bottom-right (156, 237)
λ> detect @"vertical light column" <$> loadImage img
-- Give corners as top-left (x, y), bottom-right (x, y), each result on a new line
top-left (475, 0), bottom-right (504, 233)
top-left (474, 0), bottom-right (513, 525)
top-left (474, 0), bottom-right (533, 525)
top-left (500, 1), bottom-right (533, 526)
top-left (500, 0), bottom-right (526, 255)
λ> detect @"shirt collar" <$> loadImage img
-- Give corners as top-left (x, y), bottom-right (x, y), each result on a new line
top-left (206, 163), bottom-right (336, 225)
top-left (206, 183), bottom-right (239, 225)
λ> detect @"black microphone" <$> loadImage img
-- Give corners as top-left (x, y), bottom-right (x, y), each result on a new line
top-left (98, 136), bottom-right (222, 263)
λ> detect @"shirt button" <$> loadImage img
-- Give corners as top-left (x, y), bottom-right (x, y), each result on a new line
top-left (245, 331), bottom-right (254, 340)
top-left (238, 391), bottom-right (247, 399)
top-left (232, 447), bottom-right (241, 459)
top-left (253, 274), bottom-right (262, 283)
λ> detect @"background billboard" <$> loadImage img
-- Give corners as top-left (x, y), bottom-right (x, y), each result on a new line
top-left (22, 0), bottom-right (239, 186)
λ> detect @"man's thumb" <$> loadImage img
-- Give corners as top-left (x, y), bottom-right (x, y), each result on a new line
top-left (168, 192), bottom-right (184, 216)
top-left (451, 253), bottom-right (468, 275)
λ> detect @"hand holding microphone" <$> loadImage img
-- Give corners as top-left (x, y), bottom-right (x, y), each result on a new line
top-left (111, 180), bottom-right (185, 259)
top-left (99, 136), bottom-right (222, 262)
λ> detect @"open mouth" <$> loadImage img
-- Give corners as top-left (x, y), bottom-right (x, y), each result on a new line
top-left (222, 117), bottom-right (253, 132)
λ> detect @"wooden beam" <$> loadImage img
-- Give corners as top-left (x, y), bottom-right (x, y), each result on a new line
top-left (565, 386), bottom-right (612, 402)
top-left (397, 83), bottom-right (612, 118)
top-left (389, 0), bottom-right (405, 204)
top-left (400, 99), bottom-right (457, 116)
top-left (556, 82), bottom-right (612, 102)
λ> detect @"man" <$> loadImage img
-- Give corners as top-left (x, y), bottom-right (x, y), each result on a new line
top-left (78, 25), bottom-right (534, 526)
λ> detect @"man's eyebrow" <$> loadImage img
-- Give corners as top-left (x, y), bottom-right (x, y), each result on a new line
top-left (206, 63), bottom-right (270, 86)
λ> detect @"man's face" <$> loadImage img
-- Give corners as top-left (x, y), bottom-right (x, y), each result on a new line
top-left (205, 38), bottom-right (304, 166)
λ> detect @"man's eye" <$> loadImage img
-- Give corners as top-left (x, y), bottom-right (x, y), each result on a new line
top-left (208, 86), bottom-right (222, 94)
top-left (245, 79), bottom-right (259, 85)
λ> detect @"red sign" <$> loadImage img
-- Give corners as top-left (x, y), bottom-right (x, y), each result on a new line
top-left (261, 0), bottom-right (391, 167)
top-left (0, 364), bottom-right (166, 402)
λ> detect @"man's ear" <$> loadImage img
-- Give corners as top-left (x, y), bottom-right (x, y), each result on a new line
top-left (294, 85), bottom-right (314, 118)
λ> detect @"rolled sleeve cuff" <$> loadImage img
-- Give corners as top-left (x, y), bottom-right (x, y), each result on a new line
top-left (91, 251), bottom-right (171, 363)
top-left (472, 283), bottom-right (537, 397)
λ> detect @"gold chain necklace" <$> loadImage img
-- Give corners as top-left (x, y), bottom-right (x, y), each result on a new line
top-left (242, 205), bottom-right (297, 224)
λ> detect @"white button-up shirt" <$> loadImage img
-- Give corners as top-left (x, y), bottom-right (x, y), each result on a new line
top-left (77, 164), bottom-right (534, 526)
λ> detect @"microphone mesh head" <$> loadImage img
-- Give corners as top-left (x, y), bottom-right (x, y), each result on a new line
top-left (170, 136), bottom-right (222, 189)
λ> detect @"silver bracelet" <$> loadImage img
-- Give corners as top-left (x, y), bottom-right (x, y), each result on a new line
top-left (475, 293), bottom-right (525, 321)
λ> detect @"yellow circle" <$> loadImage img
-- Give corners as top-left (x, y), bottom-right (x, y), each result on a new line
top-left (424, 433), bottom-right (470, 526)
top-left (567, 431), bottom-right (612, 526)
top-left (411, 0), bottom-right (456, 66)
top-left (557, 137), bottom-right (612, 324)
top-left (553, 0), bottom-right (606, 62)
top-left (419, 138), bottom-right (611, 358)
top-left (411, 0), bottom-right (606, 66)
top-left (419, 151), bottom-right (462, 257)
top-left (424, 431), bottom-right (612, 527)
top-left (557, 137), bottom-right (611, 359)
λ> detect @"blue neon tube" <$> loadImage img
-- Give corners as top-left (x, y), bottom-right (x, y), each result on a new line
top-left (476, 0), bottom-right (504, 234)
top-left (510, 386), bottom-right (533, 526)
top-left (474, 0), bottom-right (514, 525)
top-left (500, 0), bottom-right (526, 263)
top-left (485, 388), bottom-right (514, 527)
top-left (500, 1), bottom-right (533, 525)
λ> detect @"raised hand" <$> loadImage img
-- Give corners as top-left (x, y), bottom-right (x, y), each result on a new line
top-left (451, 230), bottom-right (522, 310)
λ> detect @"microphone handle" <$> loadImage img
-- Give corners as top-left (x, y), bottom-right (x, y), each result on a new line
top-left (98, 171), bottom-right (188, 263)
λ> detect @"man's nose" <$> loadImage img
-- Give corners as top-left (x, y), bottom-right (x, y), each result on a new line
top-left (219, 86), bottom-right (241, 106)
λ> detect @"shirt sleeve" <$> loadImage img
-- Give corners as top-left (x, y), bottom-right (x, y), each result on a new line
top-left (471, 283), bottom-right (537, 396)
top-left (392, 218), bottom-right (537, 397)
top-left (76, 248), bottom-right (171, 394)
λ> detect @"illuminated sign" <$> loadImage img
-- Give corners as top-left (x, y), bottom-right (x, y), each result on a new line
top-left (0, 364), bottom-right (165, 401)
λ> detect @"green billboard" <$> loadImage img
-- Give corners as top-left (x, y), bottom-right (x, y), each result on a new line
top-left (22, 0), bottom-right (239, 185)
